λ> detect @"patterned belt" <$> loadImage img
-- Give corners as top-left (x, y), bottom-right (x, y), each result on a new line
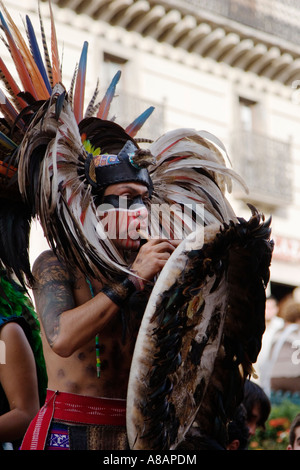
top-left (20, 389), bottom-right (126, 450)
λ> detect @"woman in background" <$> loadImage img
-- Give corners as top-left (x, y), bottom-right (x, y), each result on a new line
top-left (0, 272), bottom-right (47, 449)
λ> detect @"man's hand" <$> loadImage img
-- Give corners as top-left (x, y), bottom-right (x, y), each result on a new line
top-left (131, 238), bottom-right (181, 281)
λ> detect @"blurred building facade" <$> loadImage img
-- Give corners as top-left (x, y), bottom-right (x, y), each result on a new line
top-left (4, 0), bottom-right (300, 299)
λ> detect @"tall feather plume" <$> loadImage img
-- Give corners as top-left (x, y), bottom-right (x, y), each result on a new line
top-left (97, 70), bottom-right (121, 119)
top-left (0, 1), bottom-right (49, 100)
top-left (25, 15), bottom-right (52, 95)
top-left (48, 0), bottom-right (61, 85)
top-left (0, 10), bottom-right (37, 99)
top-left (38, 0), bottom-right (53, 88)
top-left (73, 41), bottom-right (88, 123)
top-left (126, 106), bottom-right (155, 137)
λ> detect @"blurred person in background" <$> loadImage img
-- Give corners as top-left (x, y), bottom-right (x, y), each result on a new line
top-left (287, 413), bottom-right (300, 450)
top-left (242, 380), bottom-right (271, 439)
top-left (255, 296), bottom-right (284, 396)
top-left (0, 272), bottom-right (46, 450)
top-left (269, 300), bottom-right (300, 395)
top-left (227, 404), bottom-right (250, 450)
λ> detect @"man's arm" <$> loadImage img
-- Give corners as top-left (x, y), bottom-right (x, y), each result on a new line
top-left (33, 239), bottom-right (179, 357)
top-left (32, 250), bottom-right (76, 348)
top-left (32, 250), bottom-right (119, 357)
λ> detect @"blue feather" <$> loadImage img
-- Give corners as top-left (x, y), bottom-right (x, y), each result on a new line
top-left (97, 70), bottom-right (121, 119)
top-left (26, 15), bottom-right (52, 95)
top-left (125, 106), bottom-right (155, 137)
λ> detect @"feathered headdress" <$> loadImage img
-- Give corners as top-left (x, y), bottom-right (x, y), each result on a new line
top-left (0, 0), bottom-right (246, 285)
top-left (0, 1), bottom-right (155, 283)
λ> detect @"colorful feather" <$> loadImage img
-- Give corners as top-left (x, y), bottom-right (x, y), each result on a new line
top-left (73, 41), bottom-right (88, 123)
top-left (38, 1), bottom-right (53, 88)
top-left (25, 15), bottom-right (52, 95)
top-left (126, 106), bottom-right (155, 137)
top-left (0, 10), bottom-right (37, 99)
top-left (0, 1), bottom-right (49, 100)
top-left (48, 0), bottom-right (61, 85)
top-left (97, 70), bottom-right (121, 119)
top-left (0, 57), bottom-right (27, 110)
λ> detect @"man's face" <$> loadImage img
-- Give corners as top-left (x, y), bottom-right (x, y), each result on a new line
top-left (98, 182), bottom-right (149, 251)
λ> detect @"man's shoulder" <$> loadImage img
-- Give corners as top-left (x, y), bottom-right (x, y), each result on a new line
top-left (32, 250), bottom-right (73, 282)
top-left (32, 249), bottom-right (58, 272)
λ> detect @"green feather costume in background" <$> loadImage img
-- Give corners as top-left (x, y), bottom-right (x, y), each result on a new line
top-left (0, 272), bottom-right (47, 408)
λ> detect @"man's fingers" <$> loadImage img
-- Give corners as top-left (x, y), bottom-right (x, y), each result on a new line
top-left (143, 239), bottom-right (180, 253)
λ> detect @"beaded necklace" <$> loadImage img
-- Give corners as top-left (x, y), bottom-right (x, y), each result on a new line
top-left (86, 277), bottom-right (101, 378)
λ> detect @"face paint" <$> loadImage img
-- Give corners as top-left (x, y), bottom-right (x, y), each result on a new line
top-left (97, 195), bottom-right (149, 249)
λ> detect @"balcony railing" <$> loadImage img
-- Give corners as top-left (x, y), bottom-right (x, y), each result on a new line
top-left (231, 130), bottom-right (293, 206)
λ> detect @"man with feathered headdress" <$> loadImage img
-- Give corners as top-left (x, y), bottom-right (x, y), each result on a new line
top-left (0, 2), bottom-right (273, 450)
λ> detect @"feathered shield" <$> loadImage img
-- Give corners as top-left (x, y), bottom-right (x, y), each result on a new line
top-left (127, 205), bottom-right (273, 450)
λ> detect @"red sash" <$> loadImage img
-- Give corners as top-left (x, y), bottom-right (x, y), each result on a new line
top-left (20, 389), bottom-right (126, 450)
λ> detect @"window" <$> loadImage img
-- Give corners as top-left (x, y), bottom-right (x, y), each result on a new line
top-left (239, 97), bottom-right (257, 132)
top-left (231, 96), bottom-right (292, 207)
